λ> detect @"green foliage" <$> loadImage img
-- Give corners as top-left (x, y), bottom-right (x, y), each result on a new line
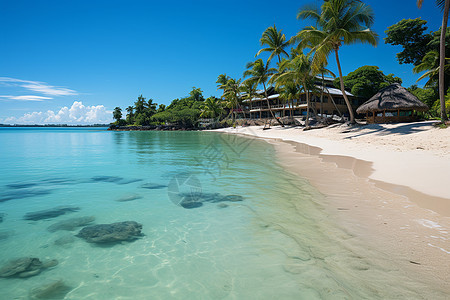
top-left (130, 95), bottom-right (159, 126)
top-left (255, 25), bottom-right (290, 64)
top-left (295, 0), bottom-right (378, 123)
top-left (385, 18), bottom-right (433, 66)
top-left (295, 0), bottom-right (378, 73)
top-left (113, 107), bottom-right (122, 122)
top-left (157, 104), bottom-right (166, 113)
top-left (200, 96), bottom-right (223, 118)
top-left (151, 108), bottom-right (200, 128)
top-left (408, 85), bottom-right (438, 108)
top-left (150, 87), bottom-right (205, 128)
top-left (167, 87), bottom-right (205, 111)
top-left (333, 66), bottom-right (402, 99)
top-left (125, 106), bottom-right (134, 124)
top-left (385, 18), bottom-right (450, 66)
top-left (431, 87), bottom-right (450, 116)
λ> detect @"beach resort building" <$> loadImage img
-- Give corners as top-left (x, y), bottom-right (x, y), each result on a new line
top-left (356, 83), bottom-right (429, 123)
top-left (241, 77), bottom-right (359, 119)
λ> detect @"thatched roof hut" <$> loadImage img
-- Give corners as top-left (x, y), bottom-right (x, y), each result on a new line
top-left (356, 83), bottom-right (429, 123)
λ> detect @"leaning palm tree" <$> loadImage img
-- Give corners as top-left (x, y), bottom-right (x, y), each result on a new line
top-left (271, 54), bottom-right (317, 127)
top-left (418, 0), bottom-right (449, 121)
top-left (256, 25), bottom-right (290, 65)
top-left (294, 0), bottom-right (378, 124)
top-left (244, 59), bottom-right (284, 126)
top-left (414, 50), bottom-right (442, 87)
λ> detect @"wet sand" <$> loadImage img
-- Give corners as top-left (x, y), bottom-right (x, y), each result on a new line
top-left (211, 125), bottom-right (450, 292)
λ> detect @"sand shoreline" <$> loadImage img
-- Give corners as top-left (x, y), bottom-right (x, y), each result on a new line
top-left (210, 122), bottom-right (450, 290)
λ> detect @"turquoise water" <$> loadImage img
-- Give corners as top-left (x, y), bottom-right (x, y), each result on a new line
top-left (0, 128), bottom-right (446, 299)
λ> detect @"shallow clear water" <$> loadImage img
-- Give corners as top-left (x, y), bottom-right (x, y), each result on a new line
top-left (0, 128), bottom-right (446, 299)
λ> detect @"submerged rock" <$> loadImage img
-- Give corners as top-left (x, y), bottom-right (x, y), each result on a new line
top-left (30, 279), bottom-right (72, 299)
top-left (140, 183), bottom-right (167, 189)
top-left (76, 221), bottom-right (143, 243)
top-left (217, 203), bottom-right (229, 209)
top-left (180, 201), bottom-right (203, 209)
top-left (90, 176), bottom-right (142, 185)
top-left (54, 234), bottom-right (76, 246)
top-left (176, 192), bottom-right (244, 209)
top-left (116, 178), bottom-right (143, 185)
top-left (0, 212), bottom-right (5, 223)
top-left (24, 206), bottom-right (80, 221)
top-left (0, 258), bottom-right (58, 278)
top-left (47, 216), bottom-right (95, 232)
top-left (0, 189), bottom-right (52, 203)
top-left (116, 194), bottom-right (143, 202)
top-left (219, 195), bottom-right (244, 202)
top-left (90, 176), bottom-right (123, 183)
top-left (6, 182), bottom-right (38, 189)
top-left (0, 230), bottom-right (13, 240)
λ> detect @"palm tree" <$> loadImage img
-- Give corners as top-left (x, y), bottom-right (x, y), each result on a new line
top-left (240, 80), bottom-right (259, 119)
top-left (217, 75), bottom-right (242, 122)
top-left (134, 95), bottom-right (146, 115)
top-left (278, 81), bottom-right (300, 119)
top-left (413, 50), bottom-right (443, 87)
top-left (418, 0), bottom-right (449, 121)
top-left (256, 25), bottom-right (290, 64)
top-left (113, 107), bottom-right (122, 123)
top-left (244, 59), bottom-right (284, 126)
top-left (271, 54), bottom-right (317, 126)
top-left (295, 0), bottom-right (378, 124)
top-left (200, 96), bottom-right (223, 119)
top-left (126, 105), bottom-right (134, 124)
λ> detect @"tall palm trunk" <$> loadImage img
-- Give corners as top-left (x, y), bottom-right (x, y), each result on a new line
top-left (263, 82), bottom-right (284, 126)
top-left (335, 48), bottom-right (355, 123)
top-left (439, 0), bottom-right (449, 122)
top-left (320, 73), bottom-right (325, 117)
top-left (304, 80), bottom-right (310, 127)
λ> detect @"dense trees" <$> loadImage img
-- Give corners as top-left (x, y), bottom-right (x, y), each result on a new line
top-left (113, 107), bottom-right (122, 122)
top-left (334, 66), bottom-right (402, 99)
top-left (114, 0), bottom-right (449, 128)
top-left (386, 17), bottom-right (449, 121)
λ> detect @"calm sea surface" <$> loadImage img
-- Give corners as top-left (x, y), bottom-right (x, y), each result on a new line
top-left (0, 128), bottom-right (445, 299)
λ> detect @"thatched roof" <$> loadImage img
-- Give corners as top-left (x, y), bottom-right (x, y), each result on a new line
top-left (356, 83), bottom-right (429, 114)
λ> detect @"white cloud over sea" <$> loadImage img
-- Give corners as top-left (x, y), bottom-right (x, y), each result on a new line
top-left (0, 95), bottom-right (52, 101)
top-left (1, 101), bottom-right (113, 125)
top-left (0, 77), bottom-right (77, 97)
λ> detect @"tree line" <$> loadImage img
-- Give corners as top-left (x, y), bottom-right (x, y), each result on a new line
top-left (113, 0), bottom-right (449, 127)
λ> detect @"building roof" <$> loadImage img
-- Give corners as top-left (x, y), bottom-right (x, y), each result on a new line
top-left (320, 86), bottom-right (354, 97)
top-left (242, 87), bottom-right (353, 103)
top-left (356, 83), bottom-right (429, 114)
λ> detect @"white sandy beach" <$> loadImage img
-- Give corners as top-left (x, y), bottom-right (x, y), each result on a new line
top-left (216, 121), bottom-right (450, 200)
top-left (212, 121), bottom-right (450, 289)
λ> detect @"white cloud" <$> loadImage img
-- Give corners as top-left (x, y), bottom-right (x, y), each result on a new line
top-left (1, 101), bottom-right (113, 125)
top-left (0, 77), bottom-right (77, 97)
top-left (0, 95), bottom-right (52, 101)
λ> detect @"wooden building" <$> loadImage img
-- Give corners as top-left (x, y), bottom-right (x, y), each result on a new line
top-left (241, 77), bottom-right (358, 119)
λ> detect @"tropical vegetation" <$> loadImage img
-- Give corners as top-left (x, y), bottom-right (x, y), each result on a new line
top-left (113, 0), bottom-right (449, 128)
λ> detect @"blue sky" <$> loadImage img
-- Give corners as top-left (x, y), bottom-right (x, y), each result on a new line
top-left (0, 0), bottom-right (444, 124)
